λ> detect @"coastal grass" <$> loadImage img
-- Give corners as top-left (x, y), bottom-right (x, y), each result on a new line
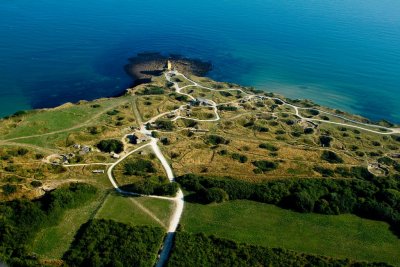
top-left (180, 200), bottom-right (400, 266)
top-left (0, 97), bottom-right (128, 140)
top-left (95, 193), bottom-right (173, 228)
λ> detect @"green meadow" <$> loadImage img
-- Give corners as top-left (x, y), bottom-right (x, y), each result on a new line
top-left (181, 200), bottom-right (400, 266)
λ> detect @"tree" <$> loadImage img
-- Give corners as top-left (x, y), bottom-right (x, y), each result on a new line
top-left (97, 139), bottom-right (124, 153)
top-left (205, 188), bottom-right (229, 203)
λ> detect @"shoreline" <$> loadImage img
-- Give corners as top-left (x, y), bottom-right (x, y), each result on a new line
top-left (1, 57), bottom-right (398, 129)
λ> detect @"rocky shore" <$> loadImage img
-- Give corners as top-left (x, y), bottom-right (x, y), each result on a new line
top-left (124, 52), bottom-right (212, 85)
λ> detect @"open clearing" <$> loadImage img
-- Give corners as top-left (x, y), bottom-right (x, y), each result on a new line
top-left (31, 191), bottom-right (106, 259)
top-left (95, 193), bottom-right (174, 228)
top-left (181, 200), bottom-right (400, 266)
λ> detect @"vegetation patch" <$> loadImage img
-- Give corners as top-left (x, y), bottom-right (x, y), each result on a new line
top-left (176, 173), bottom-right (400, 238)
top-left (180, 200), bottom-right (400, 266)
top-left (252, 160), bottom-right (278, 173)
top-left (0, 183), bottom-right (97, 266)
top-left (321, 150), bottom-right (344, 163)
top-left (124, 159), bottom-right (156, 176)
top-left (63, 219), bottom-right (164, 267)
top-left (167, 231), bottom-right (389, 267)
top-left (97, 139), bottom-right (124, 153)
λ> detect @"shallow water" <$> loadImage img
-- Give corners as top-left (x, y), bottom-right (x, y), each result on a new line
top-left (1, 0), bottom-right (399, 122)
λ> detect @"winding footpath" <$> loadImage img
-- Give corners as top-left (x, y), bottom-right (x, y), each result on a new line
top-left (166, 70), bottom-right (400, 135)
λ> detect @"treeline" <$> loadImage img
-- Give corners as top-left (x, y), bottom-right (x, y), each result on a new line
top-left (176, 172), bottom-right (400, 237)
top-left (167, 231), bottom-right (391, 267)
top-left (0, 183), bottom-right (97, 266)
top-left (63, 219), bottom-right (164, 267)
top-left (120, 178), bottom-right (178, 196)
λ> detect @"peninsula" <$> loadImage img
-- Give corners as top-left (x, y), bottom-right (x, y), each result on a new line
top-left (0, 61), bottom-right (400, 267)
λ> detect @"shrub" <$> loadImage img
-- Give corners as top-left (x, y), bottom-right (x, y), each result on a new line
top-left (231, 153), bottom-right (248, 163)
top-left (319, 135), bottom-right (333, 147)
top-left (205, 188), bottom-right (229, 203)
top-left (207, 135), bottom-right (229, 145)
top-left (106, 109), bottom-right (120, 116)
top-left (155, 119), bottom-right (174, 130)
top-left (182, 119), bottom-right (198, 128)
top-left (252, 160), bottom-right (278, 172)
top-left (304, 128), bottom-right (314, 134)
top-left (30, 181), bottom-right (43, 188)
top-left (97, 139), bottom-right (124, 153)
top-left (218, 105), bottom-right (238, 111)
top-left (372, 141), bottom-right (381, 147)
top-left (2, 184), bottom-right (17, 195)
top-left (321, 151), bottom-right (343, 164)
top-left (124, 159), bottom-right (156, 176)
top-left (16, 148), bottom-right (29, 156)
top-left (219, 91), bottom-right (232, 97)
top-left (259, 143), bottom-right (279, 151)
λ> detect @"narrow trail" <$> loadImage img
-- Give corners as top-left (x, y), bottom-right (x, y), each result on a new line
top-left (129, 198), bottom-right (167, 229)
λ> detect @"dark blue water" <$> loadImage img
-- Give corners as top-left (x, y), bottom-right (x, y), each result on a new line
top-left (1, 0), bottom-right (400, 122)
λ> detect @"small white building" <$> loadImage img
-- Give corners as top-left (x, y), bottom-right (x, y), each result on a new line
top-left (92, 170), bottom-right (105, 174)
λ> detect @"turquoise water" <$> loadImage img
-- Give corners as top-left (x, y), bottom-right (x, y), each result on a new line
top-left (1, 0), bottom-right (399, 122)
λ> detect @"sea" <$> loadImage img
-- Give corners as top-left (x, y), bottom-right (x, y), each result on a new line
top-left (1, 0), bottom-right (399, 122)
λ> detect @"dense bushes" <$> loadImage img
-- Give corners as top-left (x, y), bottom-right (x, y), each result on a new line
top-left (2, 184), bottom-right (17, 195)
top-left (231, 153), bottom-right (248, 163)
top-left (64, 219), bottom-right (164, 267)
top-left (124, 159), bottom-right (156, 176)
top-left (0, 183), bottom-right (97, 266)
top-left (120, 176), bottom-right (178, 197)
top-left (167, 232), bottom-right (389, 267)
top-left (319, 135), bottom-right (333, 147)
top-left (206, 135), bottom-right (229, 145)
top-left (321, 150), bottom-right (343, 163)
top-left (218, 105), bottom-right (238, 111)
top-left (176, 173), bottom-right (400, 237)
top-left (259, 143), bottom-right (279, 151)
top-left (97, 139), bottom-right (124, 153)
top-left (155, 119), bottom-right (175, 131)
top-left (252, 160), bottom-right (278, 173)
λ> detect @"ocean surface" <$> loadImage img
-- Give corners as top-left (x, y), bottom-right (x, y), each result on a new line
top-left (1, 0), bottom-right (399, 122)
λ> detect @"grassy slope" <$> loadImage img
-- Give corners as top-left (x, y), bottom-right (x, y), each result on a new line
top-left (181, 200), bottom-right (400, 266)
top-left (31, 191), bottom-right (174, 260)
top-left (31, 190), bottom-right (107, 259)
top-left (1, 97), bottom-right (128, 140)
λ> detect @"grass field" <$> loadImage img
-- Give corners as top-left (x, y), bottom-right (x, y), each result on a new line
top-left (1, 97), bottom-right (129, 140)
top-left (181, 200), bottom-right (400, 266)
top-left (31, 190), bottom-right (107, 259)
top-left (31, 191), bottom-right (174, 260)
top-left (95, 193), bottom-right (174, 229)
